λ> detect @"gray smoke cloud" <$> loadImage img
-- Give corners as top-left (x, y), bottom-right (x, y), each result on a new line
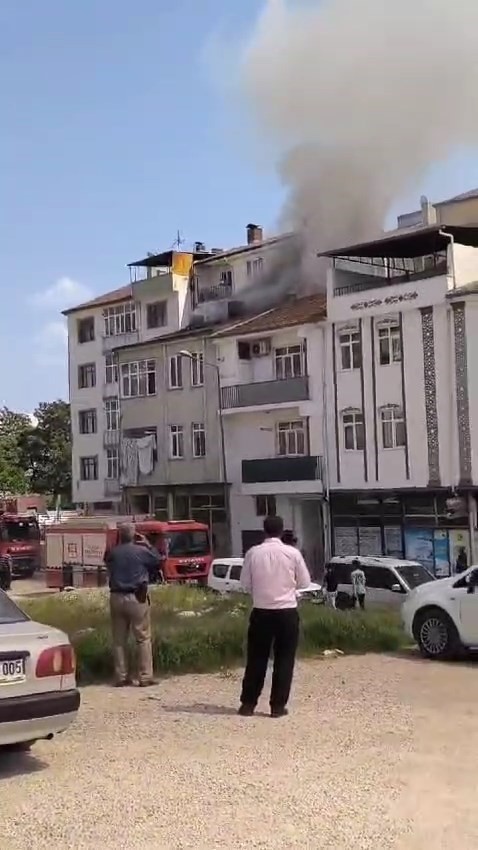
top-left (239, 0), bottom-right (478, 290)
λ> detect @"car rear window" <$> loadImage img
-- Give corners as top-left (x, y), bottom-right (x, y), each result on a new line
top-left (0, 591), bottom-right (29, 624)
top-left (212, 562), bottom-right (229, 579)
top-left (230, 564), bottom-right (242, 582)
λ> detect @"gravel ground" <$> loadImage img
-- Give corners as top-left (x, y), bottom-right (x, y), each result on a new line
top-left (1, 654), bottom-right (478, 849)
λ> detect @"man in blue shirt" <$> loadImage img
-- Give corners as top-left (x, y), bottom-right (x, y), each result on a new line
top-left (105, 522), bottom-right (160, 687)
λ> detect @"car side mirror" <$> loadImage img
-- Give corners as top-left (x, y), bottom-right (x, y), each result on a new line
top-left (391, 583), bottom-right (403, 593)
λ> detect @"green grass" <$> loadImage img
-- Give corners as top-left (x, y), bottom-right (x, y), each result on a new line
top-left (20, 587), bottom-right (406, 683)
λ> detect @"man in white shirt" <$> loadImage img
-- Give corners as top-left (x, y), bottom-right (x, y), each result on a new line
top-left (351, 559), bottom-right (366, 609)
top-left (239, 515), bottom-right (311, 718)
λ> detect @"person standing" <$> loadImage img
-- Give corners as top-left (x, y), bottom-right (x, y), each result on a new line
top-left (239, 515), bottom-right (311, 718)
top-left (351, 559), bottom-right (366, 609)
top-left (323, 563), bottom-right (338, 608)
top-left (455, 547), bottom-right (468, 574)
top-left (105, 522), bottom-right (161, 687)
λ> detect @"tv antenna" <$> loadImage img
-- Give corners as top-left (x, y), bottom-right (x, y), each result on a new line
top-left (172, 230), bottom-right (185, 250)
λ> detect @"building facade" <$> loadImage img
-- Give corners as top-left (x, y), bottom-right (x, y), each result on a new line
top-left (323, 224), bottom-right (478, 575)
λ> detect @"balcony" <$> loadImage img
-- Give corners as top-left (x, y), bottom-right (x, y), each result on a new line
top-left (197, 281), bottom-right (233, 304)
top-left (102, 331), bottom-right (139, 353)
top-left (221, 376), bottom-right (309, 410)
top-left (241, 455), bottom-right (324, 496)
top-left (332, 256), bottom-right (447, 297)
top-left (103, 430), bottom-right (120, 448)
top-left (104, 479), bottom-right (121, 496)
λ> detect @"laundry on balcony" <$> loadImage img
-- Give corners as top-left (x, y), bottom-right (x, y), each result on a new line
top-left (120, 433), bottom-right (157, 485)
top-left (137, 433), bottom-right (156, 476)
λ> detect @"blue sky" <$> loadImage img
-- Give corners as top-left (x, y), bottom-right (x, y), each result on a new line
top-left (3, 0), bottom-right (478, 412)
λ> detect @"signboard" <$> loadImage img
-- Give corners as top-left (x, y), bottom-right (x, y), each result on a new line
top-left (82, 533), bottom-right (107, 567)
top-left (62, 534), bottom-right (83, 565)
top-left (351, 291), bottom-right (418, 312)
top-left (384, 526), bottom-right (403, 558)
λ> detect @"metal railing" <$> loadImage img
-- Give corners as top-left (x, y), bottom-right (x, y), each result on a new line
top-left (197, 281), bottom-right (233, 303)
top-left (221, 375), bottom-right (309, 410)
top-left (242, 455), bottom-right (324, 484)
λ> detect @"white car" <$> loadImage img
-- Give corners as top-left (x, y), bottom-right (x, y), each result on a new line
top-left (402, 565), bottom-right (478, 659)
top-left (0, 590), bottom-right (80, 750)
top-left (207, 557), bottom-right (322, 600)
top-left (328, 556), bottom-right (435, 608)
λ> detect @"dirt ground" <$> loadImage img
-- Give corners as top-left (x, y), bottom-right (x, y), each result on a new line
top-left (1, 654), bottom-right (477, 850)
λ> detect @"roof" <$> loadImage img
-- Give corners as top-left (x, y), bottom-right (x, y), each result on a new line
top-left (212, 293), bottom-right (326, 338)
top-left (319, 224), bottom-right (478, 260)
top-left (112, 322), bottom-right (220, 353)
top-left (127, 249), bottom-right (212, 268)
top-left (194, 233), bottom-right (294, 266)
top-left (437, 188), bottom-right (478, 206)
top-left (63, 284), bottom-right (132, 316)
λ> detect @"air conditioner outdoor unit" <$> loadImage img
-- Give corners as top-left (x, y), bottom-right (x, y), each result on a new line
top-left (251, 338), bottom-right (271, 357)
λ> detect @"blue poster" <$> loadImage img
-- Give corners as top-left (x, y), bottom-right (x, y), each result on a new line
top-left (405, 528), bottom-right (434, 570)
top-left (433, 530), bottom-right (450, 578)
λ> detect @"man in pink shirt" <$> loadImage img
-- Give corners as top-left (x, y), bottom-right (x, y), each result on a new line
top-left (239, 515), bottom-right (311, 718)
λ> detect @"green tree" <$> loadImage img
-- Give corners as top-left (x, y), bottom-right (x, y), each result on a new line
top-left (20, 401), bottom-right (72, 502)
top-left (0, 408), bottom-right (31, 495)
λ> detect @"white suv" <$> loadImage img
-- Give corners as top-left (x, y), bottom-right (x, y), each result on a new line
top-left (402, 566), bottom-right (478, 659)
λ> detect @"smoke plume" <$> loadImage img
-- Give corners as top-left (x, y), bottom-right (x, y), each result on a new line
top-left (240, 0), bottom-right (478, 289)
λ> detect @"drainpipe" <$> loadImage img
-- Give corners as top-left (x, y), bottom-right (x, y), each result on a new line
top-left (439, 229), bottom-right (456, 290)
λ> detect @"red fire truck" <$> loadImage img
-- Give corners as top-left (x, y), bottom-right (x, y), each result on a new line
top-left (0, 513), bottom-right (41, 578)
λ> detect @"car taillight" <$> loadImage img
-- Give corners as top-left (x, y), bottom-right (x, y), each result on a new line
top-left (36, 645), bottom-right (76, 678)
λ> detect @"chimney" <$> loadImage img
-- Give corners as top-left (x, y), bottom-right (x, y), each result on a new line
top-left (246, 223), bottom-right (263, 245)
top-left (420, 196), bottom-right (437, 226)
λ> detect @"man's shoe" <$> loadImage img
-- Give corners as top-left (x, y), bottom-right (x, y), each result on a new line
top-left (270, 707), bottom-right (289, 718)
top-left (114, 679), bottom-right (132, 688)
top-left (238, 704), bottom-right (255, 717)
top-left (139, 679), bottom-right (159, 688)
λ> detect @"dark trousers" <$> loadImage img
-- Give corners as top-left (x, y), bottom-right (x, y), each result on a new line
top-left (240, 608), bottom-right (300, 710)
top-left (354, 593), bottom-right (365, 609)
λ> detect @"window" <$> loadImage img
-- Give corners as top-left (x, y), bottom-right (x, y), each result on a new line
top-left (105, 398), bottom-right (120, 431)
top-left (0, 594), bottom-right (28, 625)
top-left (381, 407), bottom-right (406, 449)
top-left (220, 269), bottom-right (233, 288)
top-left (378, 324), bottom-right (402, 365)
top-left (190, 352), bottom-right (204, 387)
top-left (169, 354), bottom-right (183, 389)
top-left (192, 423), bottom-right (206, 458)
top-left (169, 425), bottom-right (184, 459)
top-left (343, 411), bottom-right (364, 451)
top-left (106, 448), bottom-right (119, 480)
top-left (78, 409), bottom-right (97, 435)
top-left (230, 563), bottom-right (242, 582)
top-left (246, 257), bottom-right (263, 277)
top-left (277, 421), bottom-right (306, 456)
top-left (212, 562), bottom-right (229, 579)
top-left (103, 302), bottom-right (137, 337)
top-left (255, 495), bottom-right (277, 517)
top-left (121, 360), bottom-right (156, 398)
top-left (105, 353), bottom-right (118, 385)
top-left (80, 456), bottom-right (98, 481)
top-left (275, 345), bottom-right (303, 380)
top-left (77, 317), bottom-right (95, 343)
top-left (146, 300), bottom-right (167, 329)
top-left (339, 330), bottom-right (361, 370)
top-left (78, 363), bottom-right (96, 389)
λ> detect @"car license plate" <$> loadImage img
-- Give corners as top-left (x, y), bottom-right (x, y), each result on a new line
top-left (0, 658), bottom-right (26, 685)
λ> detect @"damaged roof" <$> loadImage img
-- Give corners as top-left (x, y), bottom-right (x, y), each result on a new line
top-left (319, 224), bottom-right (478, 260)
top-left (212, 293), bottom-right (326, 338)
top-left (63, 284), bottom-right (132, 316)
top-left (194, 233), bottom-right (295, 265)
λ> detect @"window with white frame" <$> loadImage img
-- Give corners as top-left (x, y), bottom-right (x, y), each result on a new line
top-left (106, 448), bottom-right (120, 480)
top-left (378, 324), bottom-right (402, 366)
top-left (190, 352), bottom-right (204, 387)
top-left (120, 360), bottom-right (156, 398)
top-left (277, 420), bottom-right (307, 456)
top-left (342, 411), bottom-right (364, 451)
top-left (105, 353), bottom-right (118, 385)
top-left (275, 344), bottom-right (303, 380)
top-left (192, 423), bottom-right (206, 457)
top-left (169, 425), bottom-right (184, 459)
top-left (339, 329), bottom-right (361, 370)
top-left (246, 257), bottom-right (263, 278)
top-left (103, 302), bottom-right (137, 337)
top-left (381, 407), bottom-right (406, 449)
top-left (169, 354), bottom-right (183, 389)
top-left (105, 398), bottom-right (120, 431)
top-left (78, 409), bottom-right (97, 435)
top-left (80, 456), bottom-right (98, 481)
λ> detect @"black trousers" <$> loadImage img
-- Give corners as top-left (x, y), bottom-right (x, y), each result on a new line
top-left (240, 608), bottom-right (300, 710)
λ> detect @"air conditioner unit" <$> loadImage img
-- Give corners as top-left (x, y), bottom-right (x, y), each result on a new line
top-left (251, 338), bottom-right (271, 357)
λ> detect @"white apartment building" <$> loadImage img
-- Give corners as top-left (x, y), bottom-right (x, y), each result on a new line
top-left (211, 294), bottom-right (326, 574)
top-left (322, 223), bottom-right (478, 575)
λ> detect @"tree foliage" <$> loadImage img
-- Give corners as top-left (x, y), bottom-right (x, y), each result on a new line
top-left (0, 401), bottom-right (71, 501)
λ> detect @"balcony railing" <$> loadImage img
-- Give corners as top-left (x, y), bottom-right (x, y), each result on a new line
top-left (197, 281), bottom-right (233, 304)
top-left (242, 455), bottom-right (324, 484)
top-left (102, 330), bottom-right (139, 352)
top-left (103, 430), bottom-right (120, 448)
top-left (333, 261), bottom-right (447, 297)
top-left (104, 478), bottom-right (121, 496)
top-left (221, 376), bottom-right (309, 410)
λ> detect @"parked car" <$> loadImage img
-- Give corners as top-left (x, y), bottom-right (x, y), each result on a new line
top-left (328, 556), bottom-right (435, 608)
top-left (402, 565), bottom-right (478, 659)
top-left (0, 590), bottom-right (80, 750)
top-left (207, 557), bottom-right (322, 601)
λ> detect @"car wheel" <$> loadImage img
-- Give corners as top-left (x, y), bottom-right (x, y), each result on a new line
top-left (2, 741), bottom-right (34, 752)
top-left (414, 607), bottom-right (461, 660)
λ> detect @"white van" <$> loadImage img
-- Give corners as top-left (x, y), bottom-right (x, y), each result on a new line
top-left (207, 557), bottom-right (322, 600)
top-left (328, 556), bottom-right (435, 608)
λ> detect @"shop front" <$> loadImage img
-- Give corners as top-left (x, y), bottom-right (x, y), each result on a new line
top-left (330, 491), bottom-right (475, 577)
